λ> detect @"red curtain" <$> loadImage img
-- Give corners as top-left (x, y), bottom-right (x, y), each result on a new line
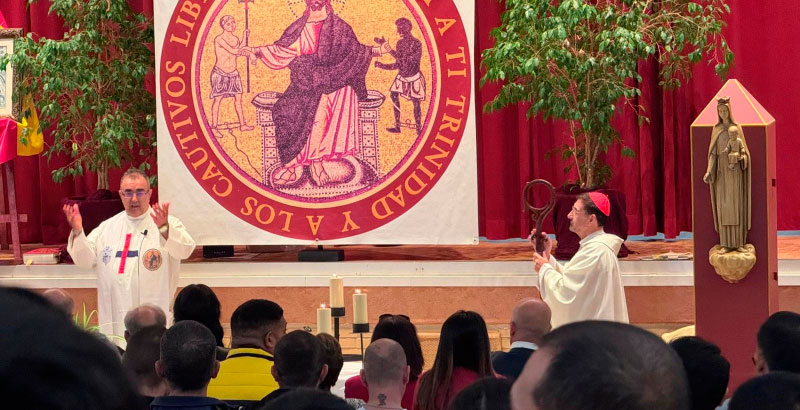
top-left (2, 0), bottom-right (799, 244)
top-left (1, 0), bottom-right (153, 244)
top-left (476, 0), bottom-right (800, 239)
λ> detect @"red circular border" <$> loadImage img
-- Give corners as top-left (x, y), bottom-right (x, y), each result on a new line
top-left (160, 0), bottom-right (471, 239)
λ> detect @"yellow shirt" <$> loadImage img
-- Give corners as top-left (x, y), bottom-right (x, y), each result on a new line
top-left (207, 348), bottom-right (278, 401)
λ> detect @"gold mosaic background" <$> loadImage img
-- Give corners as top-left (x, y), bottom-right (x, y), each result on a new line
top-left (194, 0), bottom-right (435, 185)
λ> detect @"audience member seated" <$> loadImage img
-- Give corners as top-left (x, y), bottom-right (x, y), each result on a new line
top-left (253, 330), bottom-right (329, 408)
top-left (346, 314), bottom-right (424, 409)
top-left (510, 320), bottom-right (689, 410)
top-left (317, 333), bottom-right (345, 393)
top-left (208, 299), bottom-right (287, 405)
top-left (122, 325), bottom-right (168, 406)
top-left (448, 377), bottom-right (512, 410)
top-left (670, 336), bottom-right (730, 410)
top-left (413, 311), bottom-right (495, 410)
top-left (41, 288), bottom-right (75, 317)
top-left (124, 303), bottom-right (167, 342)
top-left (754, 311), bottom-right (800, 374)
top-left (173, 284), bottom-right (226, 353)
top-left (0, 287), bottom-right (145, 410)
top-left (728, 372), bottom-right (800, 410)
top-left (259, 388), bottom-right (353, 410)
top-left (153, 320), bottom-right (239, 410)
top-left (358, 339), bottom-right (410, 410)
top-left (492, 298), bottom-right (551, 381)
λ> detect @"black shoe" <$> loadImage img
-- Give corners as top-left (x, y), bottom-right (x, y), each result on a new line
top-left (386, 127), bottom-right (401, 133)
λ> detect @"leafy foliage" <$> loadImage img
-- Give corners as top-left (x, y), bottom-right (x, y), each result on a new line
top-left (73, 302), bottom-right (123, 341)
top-left (0, 0), bottom-right (155, 189)
top-left (481, 0), bottom-right (734, 188)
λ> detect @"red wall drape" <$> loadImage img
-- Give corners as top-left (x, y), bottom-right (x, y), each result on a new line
top-left (2, 0), bottom-right (798, 244)
top-left (476, 0), bottom-right (800, 239)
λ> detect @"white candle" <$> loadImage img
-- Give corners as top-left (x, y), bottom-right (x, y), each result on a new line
top-left (330, 275), bottom-right (344, 308)
top-left (353, 289), bottom-right (368, 324)
top-left (317, 304), bottom-right (332, 335)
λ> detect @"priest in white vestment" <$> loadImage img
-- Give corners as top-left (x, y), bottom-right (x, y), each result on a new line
top-left (532, 192), bottom-right (629, 328)
top-left (64, 169), bottom-right (196, 338)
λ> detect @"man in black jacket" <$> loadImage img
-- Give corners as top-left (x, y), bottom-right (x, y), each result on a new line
top-left (492, 298), bottom-right (551, 381)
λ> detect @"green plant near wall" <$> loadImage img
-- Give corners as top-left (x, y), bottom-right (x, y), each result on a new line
top-left (481, 0), bottom-right (734, 188)
top-left (1, 0), bottom-right (155, 189)
top-left (74, 302), bottom-right (123, 341)
top-left (73, 302), bottom-right (101, 333)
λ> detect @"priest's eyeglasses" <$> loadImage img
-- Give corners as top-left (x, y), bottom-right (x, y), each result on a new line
top-left (570, 207), bottom-right (586, 214)
top-left (121, 189), bottom-right (148, 198)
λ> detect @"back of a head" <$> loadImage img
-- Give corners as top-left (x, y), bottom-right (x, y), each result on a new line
top-left (123, 325), bottom-right (167, 390)
top-left (160, 320), bottom-right (218, 392)
top-left (231, 298), bottom-right (284, 339)
top-left (124, 304), bottom-right (167, 337)
top-left (274, 330), bottom-right (325, 388)
top-left (0, 287), bottom-right (143, 410)
top-left (729, 372), bottom-right (800, 410)
top-left (416, 311), bottom-right (493, 410)
top-left (533, 321), bottom-right (689, 410)
top-left (512, 298), bottom-right (551, 341)
top-left (372, 315), bottom-right (424, 380)
top-left (757, 311), bottom-right (800, 373)
top-left (448, 377), bottom-right (512, 410)
top-left (364, 338), bottom-right (407, 387)
top-left (258, 388), bottom-right (353, 410)
top-left (173, 284), bottom-right (224, 346)
top-left (41, 288), bottom-right (75, 316)
top-left (669, 336), bottom-right (730, 410)
top-left (441, 310), bottom-right (492, 373)
top-left (317, 333), bottom-right (343, 391)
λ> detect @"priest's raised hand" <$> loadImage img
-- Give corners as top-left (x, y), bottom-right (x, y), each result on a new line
top-left (62, 203), bottom-right (83, 235)
top-left (151, 202), bottom-right (170, 239)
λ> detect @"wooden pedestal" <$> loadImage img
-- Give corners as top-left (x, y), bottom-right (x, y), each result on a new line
top-left (691, 79), bottom-right (778, 390)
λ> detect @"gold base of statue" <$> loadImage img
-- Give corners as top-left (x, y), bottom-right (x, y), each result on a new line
top-left (708, 244), bottom-right (756, 283)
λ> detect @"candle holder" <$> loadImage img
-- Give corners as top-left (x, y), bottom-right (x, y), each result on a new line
top-left (332, 307), bottom-right (345, 341)
top-left (353, 323), bottom-right (370, 358)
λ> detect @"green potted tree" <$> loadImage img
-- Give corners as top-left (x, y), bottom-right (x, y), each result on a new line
top-left (2, 0), bottom-right (155, 235)
top-left (481, 0), bottom-right (733, 257)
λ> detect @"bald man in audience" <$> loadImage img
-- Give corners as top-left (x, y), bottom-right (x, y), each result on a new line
top-left (124, 304), bottom-right (167, 342)
top-left (41, 288), bottom-right (75, 317)
top-left (359, 339), bottom-right (410, 410)
top-left (493, 298), bottom-right (552, 381)
top-left (511, 321), bottom-right (689, 410)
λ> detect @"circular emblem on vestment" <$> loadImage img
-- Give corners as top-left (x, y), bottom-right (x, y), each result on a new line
top-left (160, 0), bottom-right (471, 239)
top-left (143, 249), bottom-right (163, 271)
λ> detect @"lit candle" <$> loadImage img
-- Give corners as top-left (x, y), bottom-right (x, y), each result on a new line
top-left (317, 303), bottom-right (332, 335)
top-left (330, 275), bottom-right (344, 308)
top-left (353, 289), bottom-right (368, 325)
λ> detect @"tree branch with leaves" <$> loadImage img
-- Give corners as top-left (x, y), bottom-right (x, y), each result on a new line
top-left (1, 0), bottom-right (155, 189)
top-left (481, 0), bottom-right (734, 188)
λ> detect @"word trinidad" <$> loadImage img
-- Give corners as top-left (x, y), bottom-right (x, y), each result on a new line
top-left (160, 0), bottom-right (471, 239)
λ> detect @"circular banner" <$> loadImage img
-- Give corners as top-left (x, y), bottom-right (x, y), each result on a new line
top-left (160, 0), bottom-right (471, 239)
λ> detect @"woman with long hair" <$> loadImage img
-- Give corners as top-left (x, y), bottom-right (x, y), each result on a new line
top-left (346, 314), bottom-right (425, 409)
top-left (413, 311), bottom-right (495, 410)
top-left (172, 284), bottom-right (225, 347)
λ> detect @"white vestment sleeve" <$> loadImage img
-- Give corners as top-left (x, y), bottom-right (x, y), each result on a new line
top-left (159, 216), bottom-right (196, 260)
top-left (538, 244), bottom-right (606, 306)
top-left (549, 257), bottom-right (565, 274)
top-left (67, 225), bottom-right (104, 270)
